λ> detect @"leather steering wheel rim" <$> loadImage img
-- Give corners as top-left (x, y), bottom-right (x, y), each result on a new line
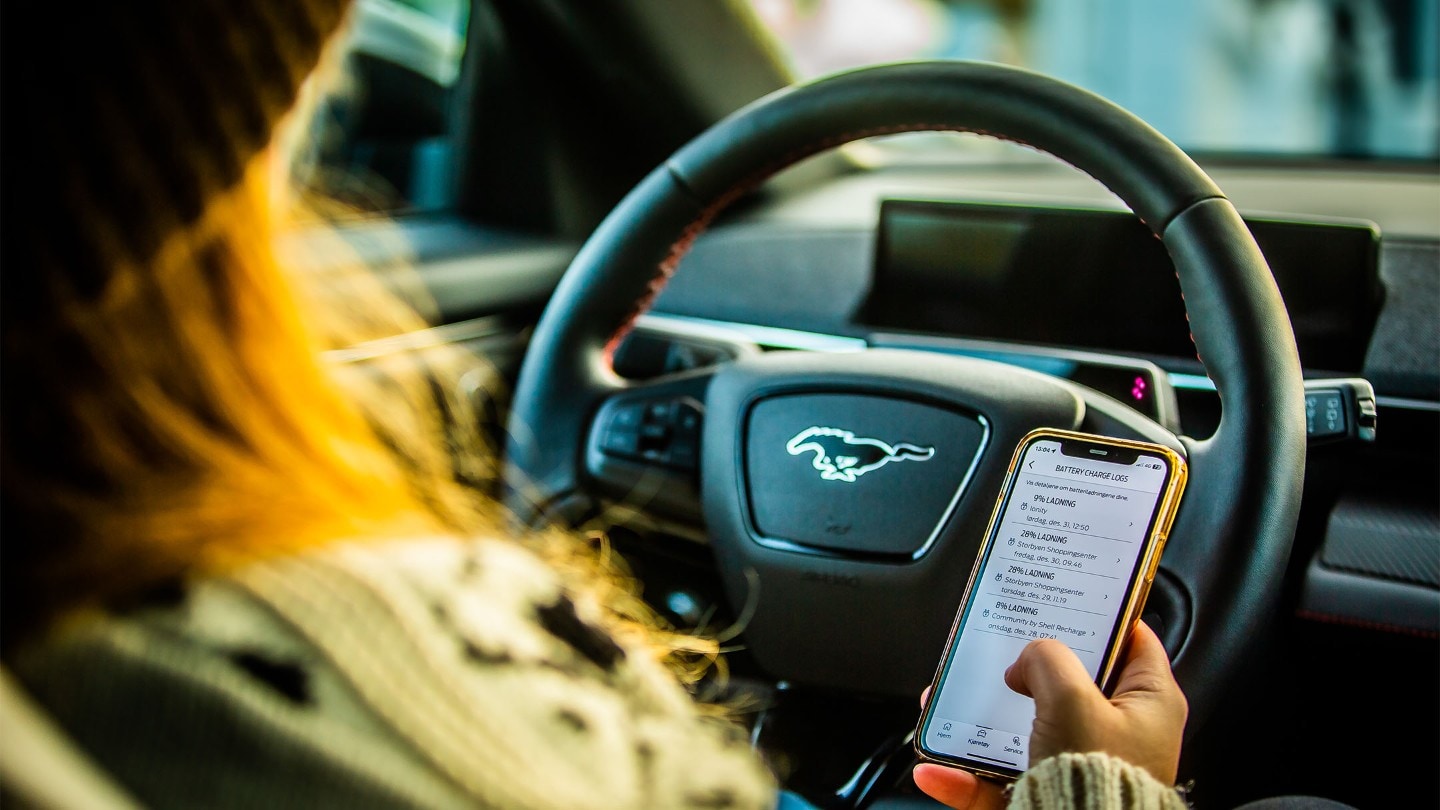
top-left (505, 61), bottom-right (1306, 723)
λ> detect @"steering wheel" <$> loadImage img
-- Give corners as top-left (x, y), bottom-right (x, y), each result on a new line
top-left (504, 62), bottom-right (1305, 725)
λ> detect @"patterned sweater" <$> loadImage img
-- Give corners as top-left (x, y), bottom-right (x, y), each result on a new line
top-left (12, 537), bottom-right (1185, 809)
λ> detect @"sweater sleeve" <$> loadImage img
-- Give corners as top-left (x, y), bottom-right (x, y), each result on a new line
top-left (1009, 753), bottom-right (1189, 810)
top-left (233, 537), bottom-right (780, 810)
top-left (15, 536), bottom-right (778, 810)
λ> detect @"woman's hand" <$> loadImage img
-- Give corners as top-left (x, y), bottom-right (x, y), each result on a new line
top-left (913, 621), bottom-right (1187, 807)
top-left (1004, 621), bottom-right (1187, 784)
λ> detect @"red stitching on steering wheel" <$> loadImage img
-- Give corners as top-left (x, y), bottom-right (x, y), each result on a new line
top-left (602, 122), bottom-right (1208, 371)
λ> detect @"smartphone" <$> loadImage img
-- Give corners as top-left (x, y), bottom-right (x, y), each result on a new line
top-left (914, 428), bottom-right (1187, 781)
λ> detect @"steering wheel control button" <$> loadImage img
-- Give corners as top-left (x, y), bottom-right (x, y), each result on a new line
top-left (600, 428), bottom-right (640, 457)
top-left (597, 396), bottom-right (704, 472)
top-left (676, 404), bottom-right (702, 435)
top-left (745, 393), bottom-right (986, 557)
top-left (612, 403), bottom-right (644, 430)
top-left (646, 400), bottom-right (674, 423)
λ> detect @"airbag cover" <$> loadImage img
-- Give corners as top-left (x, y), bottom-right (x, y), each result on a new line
top-left (746, 394), bottom-right (986, 556)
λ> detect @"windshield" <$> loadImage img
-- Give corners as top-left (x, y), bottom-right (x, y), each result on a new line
top-left (748, 0), bottom-right (1439, 162)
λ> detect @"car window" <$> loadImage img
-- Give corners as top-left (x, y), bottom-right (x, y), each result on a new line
top-left (748, 0), bottom-right (1439, 162)
top-left (306, 0), bottom-right (472, 214)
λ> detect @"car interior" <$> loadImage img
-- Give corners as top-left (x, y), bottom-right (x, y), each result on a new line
top-left (4, 1), bottom-right (1437, 808)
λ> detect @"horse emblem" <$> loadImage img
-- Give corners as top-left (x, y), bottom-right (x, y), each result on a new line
top-left (785, 426), bottom-right (936, 483)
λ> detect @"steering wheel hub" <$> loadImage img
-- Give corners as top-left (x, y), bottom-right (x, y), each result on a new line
top-left (745, 391), bottom-right (986, 557)
top-left (702, 349), bottom-right (1084, 691)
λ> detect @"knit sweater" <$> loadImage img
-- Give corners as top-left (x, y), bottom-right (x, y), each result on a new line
top-left (1012, 754), bottom-right (1188, 809)
top-left (12, 537), bottom-right (1186, 809)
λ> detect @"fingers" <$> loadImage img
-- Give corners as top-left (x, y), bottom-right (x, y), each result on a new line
top-left (920, 686), bottom-right (932, 708)
top-left (1003, 638), bottom-right (1094, 704)
top-left (912, 764), bottom-right (1007, 810)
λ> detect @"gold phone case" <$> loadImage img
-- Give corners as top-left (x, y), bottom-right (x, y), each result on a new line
top-left (913, 428), bottom-right (1188, 782)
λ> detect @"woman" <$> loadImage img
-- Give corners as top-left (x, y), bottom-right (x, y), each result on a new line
top-left (0, 1), bottom-right (1189, 807)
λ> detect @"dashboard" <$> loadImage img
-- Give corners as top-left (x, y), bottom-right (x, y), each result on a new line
top-left (866, 199), bottom-right (1382, 375)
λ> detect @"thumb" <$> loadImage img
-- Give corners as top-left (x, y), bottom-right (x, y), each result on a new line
top-left (1111, 621), bottom-right (1180, 698)
top-left (1004, 638), bottom-right (1096, 706)
top-left (913, 764), bottom-right (1007, 810)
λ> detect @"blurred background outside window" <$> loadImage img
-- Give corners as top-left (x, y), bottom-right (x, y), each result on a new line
top-left (748, 0), bottom-right (1439, 161)
top-left (308, 0), bottom-right (471, 214)
top-left (311, 0), bottom-right (1437, 215)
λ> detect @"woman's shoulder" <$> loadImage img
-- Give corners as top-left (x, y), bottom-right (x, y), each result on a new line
top-left (16, 536), bottom-right (777, 810)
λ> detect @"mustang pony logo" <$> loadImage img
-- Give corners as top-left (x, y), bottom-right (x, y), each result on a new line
top-left (785, 426), bottom-right (936, 483)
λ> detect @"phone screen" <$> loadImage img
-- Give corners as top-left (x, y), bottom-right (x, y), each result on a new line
top-left (918, 434), bottom-right (1180, 776)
